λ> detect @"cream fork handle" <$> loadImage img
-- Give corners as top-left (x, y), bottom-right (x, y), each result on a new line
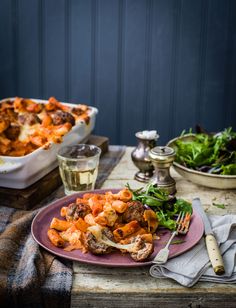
top-left (152, 231), bottom-right (177, 264)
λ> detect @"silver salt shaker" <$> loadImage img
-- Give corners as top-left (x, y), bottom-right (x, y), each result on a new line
top-left (148, 146), bottom-right (176, 195)
top-left (131, 130), bottom-right (159, 182)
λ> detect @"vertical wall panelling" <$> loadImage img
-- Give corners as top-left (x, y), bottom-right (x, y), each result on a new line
top-left (143, 0), bottom-right (153, 129)
top-left (70, 0), bottom-right (92, 105)
top-left (44, 0), bottom-right (66, 101)
top-left (223, 0), bottom-right (236, 127)
top-left (120, 0), bottom-right (149, 145)
top-left (148, 0), bottom-right (176, 145)
top-left (17, 0), bottom-right (40, 98)
top-left (0, 0), bottom-right (14, 97)
top-left (196, 0), bottom-right (209, 128)
top-left (12, 0), bottom-right (19, 96)
top-left (90, 0), bottom-right (98, 109)
top-left (38, 0), bottom-right (45, 98)
top-left (169, 0), bottom-right (182, 140)
top-left (173, 0), bottom-right (203, 135)
top-left (95, 0), bottom-right (120, 142)
top-left (116, 0), bottom-right (125, 144)
top-left (0, 0), bottom-right (235, 144)
top-left (65, 0), bottom-right (71, 102)
top-left (201, 0), bottom-right (230, 132)
top-left (228, 0), bottom-right (236, 125)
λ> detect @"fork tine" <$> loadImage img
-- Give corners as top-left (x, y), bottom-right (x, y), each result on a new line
top-left (152, 211), bottom-right (191, 264)
top-left (176, 211), bottom-right (184, 231)
top-left (182, 212), bottom-right (191, 233)
top-left (176, 211), bottom-right (183, 224)
top-left (177, 212), bottom-right (191, 234)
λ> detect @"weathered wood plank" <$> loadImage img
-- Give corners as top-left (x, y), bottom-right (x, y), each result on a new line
top-left (71, 292), bottom-right (236, 308)
top-left (72, 262), bottom-right (236, 293)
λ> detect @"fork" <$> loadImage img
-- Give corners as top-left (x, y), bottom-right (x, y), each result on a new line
top-left (152, 211), bottom-right (191, 264)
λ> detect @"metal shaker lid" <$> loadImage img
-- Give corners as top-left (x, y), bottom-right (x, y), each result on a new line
top-left (149, 146), bottom-right (175, 162)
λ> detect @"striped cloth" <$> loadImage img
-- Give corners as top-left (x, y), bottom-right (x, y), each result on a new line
top-left (0, 145), bottom-right (125, 308)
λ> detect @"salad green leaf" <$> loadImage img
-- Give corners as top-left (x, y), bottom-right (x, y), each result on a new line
top-left (174, 199), bottom-right (192, 214)
top-left (212, 203), bottom-right (226, 209)
top-left (174, 127), bottom-right (236, 175)
top-left (156, 210), bottom-right (177, 230)
top-left (126, 183), bottom-right (192, 231)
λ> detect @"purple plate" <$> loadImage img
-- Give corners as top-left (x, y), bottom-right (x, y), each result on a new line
top-left (31, 189), bottom-right (204, 267)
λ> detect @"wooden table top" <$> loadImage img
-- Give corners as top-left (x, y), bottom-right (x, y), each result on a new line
top-left (71, 147), bottom-right (236, 308)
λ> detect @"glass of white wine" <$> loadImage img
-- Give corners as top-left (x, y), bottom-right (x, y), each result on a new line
top-left (57, 144), bottom-right (101, 195)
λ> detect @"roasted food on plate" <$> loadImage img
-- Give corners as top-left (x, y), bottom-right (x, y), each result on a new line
top-left (47, 185), bottom-right (192, 262)
top-left (0, 96), bottom-right (91, 156)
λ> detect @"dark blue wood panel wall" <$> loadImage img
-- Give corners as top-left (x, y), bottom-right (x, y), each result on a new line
top-left (0, 0), bottom-right (235, 145)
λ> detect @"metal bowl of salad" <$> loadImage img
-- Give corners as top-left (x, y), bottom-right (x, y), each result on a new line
top-left (167, 128), bottom-right (236, 189)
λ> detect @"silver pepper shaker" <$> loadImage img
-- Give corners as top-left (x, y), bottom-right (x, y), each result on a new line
top-left (131, 130), bottom-right (159, 182)
top-left (148, 146), bottom-right (176, 195)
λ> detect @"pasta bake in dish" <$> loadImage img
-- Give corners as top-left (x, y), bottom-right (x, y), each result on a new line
top-left (0, 96), bottom-right (91, 157)
top-left (0, 97), bottom-right (97, 189)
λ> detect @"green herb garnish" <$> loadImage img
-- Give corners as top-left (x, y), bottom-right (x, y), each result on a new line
top-left (160, 239), bottom-right (186, 245)
top-left (126, 183), bottom-right (192, 231)
top-left (212, 203), bottom-right (226, 209)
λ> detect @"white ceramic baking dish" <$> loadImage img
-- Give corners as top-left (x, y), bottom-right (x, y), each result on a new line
top-left (0, 98), bottom-right (98, 189)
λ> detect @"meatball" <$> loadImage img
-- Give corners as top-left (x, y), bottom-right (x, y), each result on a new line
top-left (122, 201), bottom-right (145, 225)
top-left (18, 113), bottom-right (41, 125)
top-left (66, 202), bottom-right (91, 221)
top-left (130, 236), bottom-right (154, 262)
top-left (51, 110), bottom-right (75, 126)
top-left (85, 228), bottom-right (114, 255)
top-left (71, 107), bottom-right (84, 116)
top-left (5, 123), bottom-right (21, 140)
top-left (72, 105), bottom-right (89, 116)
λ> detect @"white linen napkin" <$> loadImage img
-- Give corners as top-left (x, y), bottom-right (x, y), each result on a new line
top-left (150, 215), bottom-right (236, 287)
